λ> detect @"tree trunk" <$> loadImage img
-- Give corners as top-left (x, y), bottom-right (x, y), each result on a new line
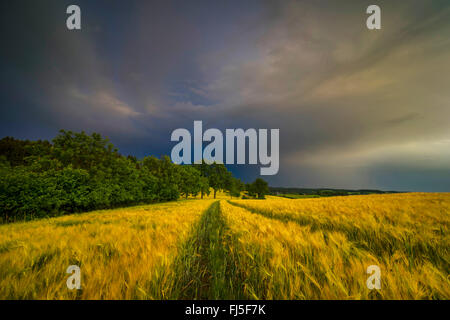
top-left (214, 189), bottom-right (217, 199)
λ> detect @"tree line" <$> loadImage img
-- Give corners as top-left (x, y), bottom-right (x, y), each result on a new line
top-left (0, 130), bottom-right (268, 222)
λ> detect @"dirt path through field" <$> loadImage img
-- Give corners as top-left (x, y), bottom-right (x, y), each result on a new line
top-left (167, 200), bottom-right (246, 299)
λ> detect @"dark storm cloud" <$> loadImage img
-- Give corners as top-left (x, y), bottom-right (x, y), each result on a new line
top-left (1, 0), bottom-right (449, 191)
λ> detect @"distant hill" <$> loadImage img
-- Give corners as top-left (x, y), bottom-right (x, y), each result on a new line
top-left (269, 186), bottom-right (402, 198)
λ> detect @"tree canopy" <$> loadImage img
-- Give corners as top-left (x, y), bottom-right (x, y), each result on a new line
top-left (0, 130), bottom-right (269, 222)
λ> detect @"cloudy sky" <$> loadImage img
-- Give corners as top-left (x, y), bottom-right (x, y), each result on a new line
top-left (1, 0), bottom-right (450, 191)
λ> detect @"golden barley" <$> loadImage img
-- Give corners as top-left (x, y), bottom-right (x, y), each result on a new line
top-left (0, 200), bottom-right (214, 299)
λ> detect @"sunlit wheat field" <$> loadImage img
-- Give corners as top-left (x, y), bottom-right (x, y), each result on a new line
top-left (0, 193), bottom-right (449, 299)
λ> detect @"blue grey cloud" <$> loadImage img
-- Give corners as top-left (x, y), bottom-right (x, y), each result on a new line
top-left (1, 0), bottom-right (450, 191)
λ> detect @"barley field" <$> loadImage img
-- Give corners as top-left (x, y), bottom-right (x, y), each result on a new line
top-left (0, 193), bottom-right (449, 299)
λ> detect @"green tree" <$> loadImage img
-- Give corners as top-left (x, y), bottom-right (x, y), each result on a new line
top-left (244, 178), bottom-right (269, 199)
top-left (226, 177), bottom-right (244, 199)
top-left (142, 155), bottom-right (180, 201)
top-left (0, 130), bottom-right (248, 222)
top-left (208, 163), bottom-right (231, 199)
top-left (199, 176), bottom-right (210, 199)
top-left (0, 137), bottom-right (51, 166)
top-left (253, 178), bottom-right (269, 199)
top-left (52, 130), bottom-right (119, 172)
top-left (194, 160), bottom-right (211, 199)
top-left (178, 165), bottom-right (202, 199)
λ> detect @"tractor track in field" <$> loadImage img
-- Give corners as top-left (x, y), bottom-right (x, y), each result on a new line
top-left (170, 200), bottom-right (247, 299)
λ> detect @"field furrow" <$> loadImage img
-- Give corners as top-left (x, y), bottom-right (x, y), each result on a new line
top-left (165, 201), bottom-right (247, 299)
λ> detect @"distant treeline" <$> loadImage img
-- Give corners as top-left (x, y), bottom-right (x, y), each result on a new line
top-left (270, 187), bottom-right (401, 198)
top-left (0, 130), bottom-right (268, 222)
